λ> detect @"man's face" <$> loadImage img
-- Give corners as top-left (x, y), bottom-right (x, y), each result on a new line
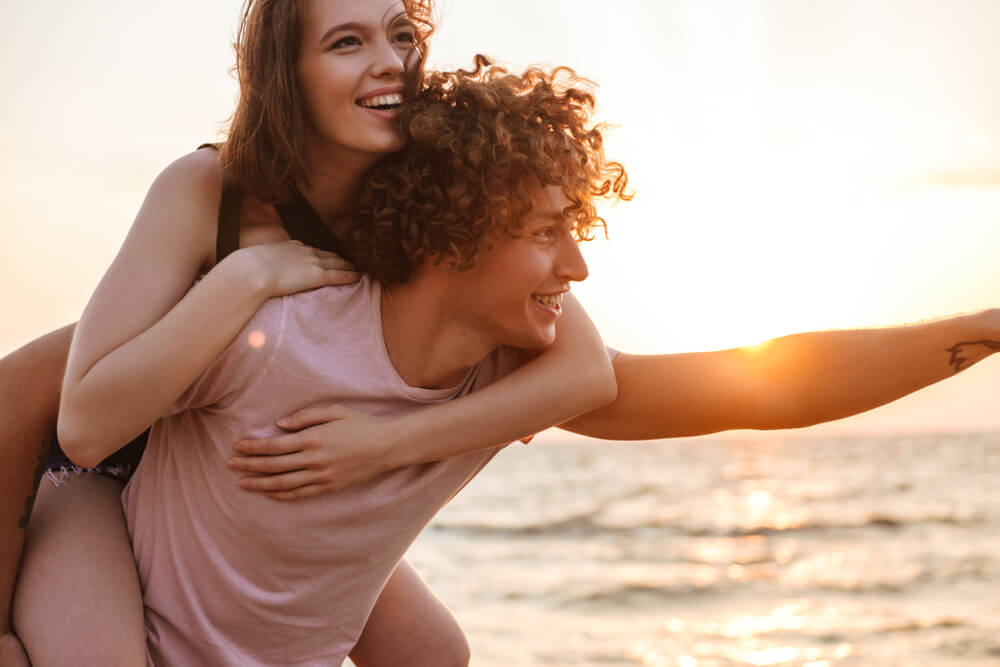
top-left (451, 186), bottom-right (590, 349)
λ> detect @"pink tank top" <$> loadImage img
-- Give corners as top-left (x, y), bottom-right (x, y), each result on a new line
top-left (122, 277), bottom-right (520, 666)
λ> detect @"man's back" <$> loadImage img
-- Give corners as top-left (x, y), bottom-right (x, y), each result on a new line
top-left (123, 277), bottom-right (518, 666)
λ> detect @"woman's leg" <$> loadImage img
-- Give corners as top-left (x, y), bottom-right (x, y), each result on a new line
top-left (13, 474), bottom-right (146, 667)
top-left (0, 326), bottom-right (73, 648)
top-left (350, 559), bottom-right (470, 667)
top-left (0, 325), bottom-right (145, 666)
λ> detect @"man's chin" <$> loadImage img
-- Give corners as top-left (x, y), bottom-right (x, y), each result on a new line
top-left (515, 328), bottom-right (557, 350)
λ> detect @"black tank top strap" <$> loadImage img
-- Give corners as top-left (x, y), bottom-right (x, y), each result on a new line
top-left (196, 142), bottom-right (243, 263)
top-left (275, 191), bottom-right (356, 263)
top-left (197, 142), bottom-right (352, 263)
top-left (215, 182), bottom-right (243, 263)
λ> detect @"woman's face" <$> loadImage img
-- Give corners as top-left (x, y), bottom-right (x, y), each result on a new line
top-left (297, 0), bottom-right (417, 158)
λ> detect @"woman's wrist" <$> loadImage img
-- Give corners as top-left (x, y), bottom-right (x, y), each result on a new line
top-left (212, 249), bottom-right (274, 302)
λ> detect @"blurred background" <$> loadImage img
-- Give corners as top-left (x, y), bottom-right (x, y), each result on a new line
top-left (2, 1), bottom-right (998, 664)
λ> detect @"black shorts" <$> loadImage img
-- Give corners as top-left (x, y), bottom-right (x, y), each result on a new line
top-left (43, 428), bottom-right (149, 486)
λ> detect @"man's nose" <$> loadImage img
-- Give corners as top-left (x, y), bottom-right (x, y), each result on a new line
top-left (556, 234), bottom-right (589, 283)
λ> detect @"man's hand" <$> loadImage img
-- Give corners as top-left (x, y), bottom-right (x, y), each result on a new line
top-left (227, 403), bottom-right (395, 501)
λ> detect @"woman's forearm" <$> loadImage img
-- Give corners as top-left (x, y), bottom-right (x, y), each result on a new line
top-left (58, 258), bottom-right (271, 467)
top-left (564, 308), bottom-right (1000, 440)
top-left (383, 294), bottom-right (616, 468)
top-left (0, 326), bottom-right (72, 634)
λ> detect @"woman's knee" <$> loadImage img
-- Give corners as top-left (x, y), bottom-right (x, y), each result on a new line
top-left (0, 324), bottom-right (75, 417)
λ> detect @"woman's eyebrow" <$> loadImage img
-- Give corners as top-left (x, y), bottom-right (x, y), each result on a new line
top-left (319, 21), bottom-right (367, 43)
top-left (386, 11), bottom-right (414, 28)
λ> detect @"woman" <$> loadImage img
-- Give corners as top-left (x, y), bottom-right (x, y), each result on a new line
top-left (3, 1), bottom-right (616, 665)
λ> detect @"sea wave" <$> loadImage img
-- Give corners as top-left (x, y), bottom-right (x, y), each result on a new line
top-left (429, 509), bottom-right (990, 538)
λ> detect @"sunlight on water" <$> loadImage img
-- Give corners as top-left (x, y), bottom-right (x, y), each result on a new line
top-left (720, 604), bottom-right (808, 638)
top-left (409, 434), bottom-right (1000, 665)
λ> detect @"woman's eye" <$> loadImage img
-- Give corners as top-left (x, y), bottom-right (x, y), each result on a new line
top-left (393, 30), bottom-right (416, 45)
top-left (330, 36), bottom-right (362, 50)
top-left (534, 227), bottom-right (556, 240)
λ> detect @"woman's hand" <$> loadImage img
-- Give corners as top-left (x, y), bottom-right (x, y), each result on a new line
top-left (230, 240), bottom-right (360, 298)
top-left (227, 403), bottom-right (396, 500)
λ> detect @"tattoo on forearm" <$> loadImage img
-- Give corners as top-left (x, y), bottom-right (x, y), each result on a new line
top-left (945, 340), bottom-right (1000, 373)
top-left (17, 430), bottom-right (53, 530)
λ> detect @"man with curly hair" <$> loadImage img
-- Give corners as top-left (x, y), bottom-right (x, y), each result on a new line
top-left (120, 61), bottom-right (625, 666)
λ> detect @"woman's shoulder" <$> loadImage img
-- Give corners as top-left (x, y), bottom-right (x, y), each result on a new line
top-left (126, 148), bottom-right (229, 270)
top-left (153, 147), bottom-right (225, 197)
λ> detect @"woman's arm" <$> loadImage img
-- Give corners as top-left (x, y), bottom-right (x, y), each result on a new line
top-left (228, 294), bottom-right (616, 499)
top-left (562, 308), bottom-right (1000, 439)
top-left (388, 294), bottom-right (616, 457)
top-left (58, 150), bottom-right (355, 468)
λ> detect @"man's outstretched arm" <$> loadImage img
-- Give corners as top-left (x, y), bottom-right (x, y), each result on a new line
top-left (563, 309), bottom-right (1000, 439)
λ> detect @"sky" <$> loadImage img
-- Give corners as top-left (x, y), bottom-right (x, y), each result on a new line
top-left (1, 0), bottom-right (998, 435)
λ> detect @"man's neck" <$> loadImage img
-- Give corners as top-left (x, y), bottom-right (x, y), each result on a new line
top-left (380, 278), bottom-right (497, 390)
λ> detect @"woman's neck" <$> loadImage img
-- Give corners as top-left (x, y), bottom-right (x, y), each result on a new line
top-left (300, 137), bottom-right (384, 234)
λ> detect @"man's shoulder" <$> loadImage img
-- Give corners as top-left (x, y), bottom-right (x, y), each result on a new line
top-left (282, 277), bottom-right (373, 311)
top-left (242, 278), bottom-right (376, 361)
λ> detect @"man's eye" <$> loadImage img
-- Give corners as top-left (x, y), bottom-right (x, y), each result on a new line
top-left (534, 227), bottom-right (556, 240)
top-left (330, 36), bottom-right (362, 50)
top-left (393, 30), bottom-right (416, 44)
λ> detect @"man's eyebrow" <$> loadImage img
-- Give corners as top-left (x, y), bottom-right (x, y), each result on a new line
top-left (530, 210), bottom-right (569, 228)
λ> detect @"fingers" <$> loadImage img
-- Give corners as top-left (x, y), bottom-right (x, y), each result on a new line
top-left (308, 251), bottom-right (359, 286)
top-left (316, 252), bottom-right (354, 271)
top-left (324, 268), bottom-right (361, 286)
top-left (266, 482), bottom-right (339, 501)
top-left (277, 403), bottom-right (353, 430)
top-left (232, 436), bottom-right (304, 456)
top-left (236, 469), bottom-right (321, 493)
top-left (227, 452), bottom-right (309, 474)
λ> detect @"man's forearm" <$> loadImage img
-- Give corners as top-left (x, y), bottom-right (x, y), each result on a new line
top-left (562, 308), bottom-right (999, 440)
top-left (746, 308), bottom-right (1000, 429)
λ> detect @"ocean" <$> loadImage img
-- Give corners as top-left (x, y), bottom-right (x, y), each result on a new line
top-left (398, 432), bottom-right (1000, 666)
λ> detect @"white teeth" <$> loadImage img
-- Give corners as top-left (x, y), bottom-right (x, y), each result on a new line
top-left (358, 93), bottom-right (403, 108)
top-left (532, 293), bottom-right (563, 309)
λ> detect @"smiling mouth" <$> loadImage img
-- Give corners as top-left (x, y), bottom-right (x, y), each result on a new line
top-left (531, 293), bottom-right (564, 310)
top-left (356, 93), bottom-right (403, 111)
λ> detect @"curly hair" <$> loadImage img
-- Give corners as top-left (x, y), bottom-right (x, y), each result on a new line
top-left (220, 0), bottom-right (434, 203)
top-left (352, 55), bottom-right (631, 286)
